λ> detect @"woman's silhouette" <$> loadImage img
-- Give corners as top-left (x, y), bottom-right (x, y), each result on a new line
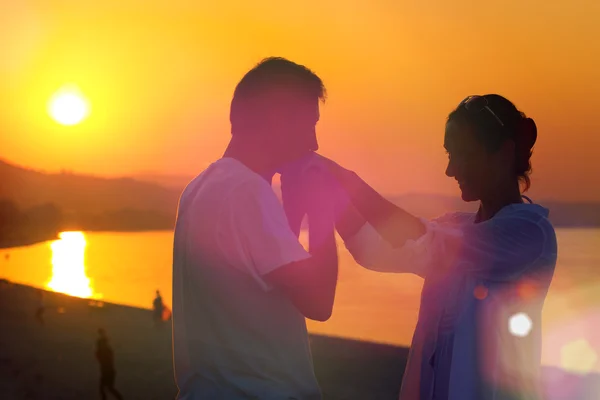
top-left (322, 94), bottom-right (558, 399)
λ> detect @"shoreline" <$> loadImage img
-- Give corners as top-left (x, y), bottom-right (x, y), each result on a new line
top-left (0, 228), bottom-right (171, 250)
top-left (2, 224), bottom-right (598, 251)
top-left (0, 280), bottom-right (598, 399)
top-left (0, 234), bottom-right (59, 250)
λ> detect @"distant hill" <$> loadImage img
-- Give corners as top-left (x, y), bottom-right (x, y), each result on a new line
top-left (0, 160), bottom-right (182, 246)
top-left (132, 172), bottom-right (194, 190)
top-left (0, 159), bottom-right (181, 215)
top-left (1, 160), bottom-right (599, 233)
top-left (388, 193), bottom-right (600, 227)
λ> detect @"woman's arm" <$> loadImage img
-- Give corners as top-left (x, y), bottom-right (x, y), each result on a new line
top-left (320, 156), bottom-right (553, 282)
top-left (323, 159), bottom-right (426, 248)
top-left (343, 219), bottom-right (435, 277)
top-left (315, 158), bottom-right (432, 277)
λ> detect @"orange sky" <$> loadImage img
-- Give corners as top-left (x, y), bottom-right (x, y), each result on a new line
top-left (1, 1), bottom-right (599, 201)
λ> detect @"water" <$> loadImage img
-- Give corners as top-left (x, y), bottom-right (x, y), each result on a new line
top-left (1, 228), bottom-right (599, 373)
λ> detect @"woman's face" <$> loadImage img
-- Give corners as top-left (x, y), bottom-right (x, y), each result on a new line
top-left (444, 120), bottom-right (514, 202)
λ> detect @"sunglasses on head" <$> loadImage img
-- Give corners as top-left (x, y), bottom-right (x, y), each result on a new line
top-left (459, 95), bottom-right (504, 127)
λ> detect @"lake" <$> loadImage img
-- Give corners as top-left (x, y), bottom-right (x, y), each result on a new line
top-left (1, 228), bottom-right (599, 374)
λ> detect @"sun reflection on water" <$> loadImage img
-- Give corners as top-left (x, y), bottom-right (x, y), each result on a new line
top-left (47, 231), bottom-right (99, 298)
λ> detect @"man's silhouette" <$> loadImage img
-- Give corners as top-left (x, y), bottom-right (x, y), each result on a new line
top-left (152, 290), bottom-right (164, 326)
top-left (172, 57), bottom-right (338, 399)
top-left (95, 329), bottom-right (124, 400)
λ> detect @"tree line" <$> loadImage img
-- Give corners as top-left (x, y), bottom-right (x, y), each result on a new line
top-left (0, 199), bottom-right (175, 248)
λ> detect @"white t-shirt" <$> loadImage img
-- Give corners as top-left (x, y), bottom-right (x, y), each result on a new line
top-left (172, 157), bottom-right (320, 400)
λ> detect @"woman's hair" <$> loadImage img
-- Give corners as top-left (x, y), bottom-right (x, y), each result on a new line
top-left (447, 94), bottom-right (538, 191)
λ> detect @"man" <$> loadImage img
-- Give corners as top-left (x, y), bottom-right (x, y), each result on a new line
top-left (95, 328), bottom-right (124, 400)
top-left (152, 289), bottom-right (164, 326)
top-left (171, 57), bottom-right (339, 399)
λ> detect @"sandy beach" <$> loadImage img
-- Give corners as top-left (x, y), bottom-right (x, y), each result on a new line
top-left (1, 281), bottom-right (598, 400)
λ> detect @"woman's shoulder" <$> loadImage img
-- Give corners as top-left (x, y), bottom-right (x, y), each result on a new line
top-left (435, 204), bottom-right (553, 227)
top-left (497, 203), bottom-right (555, 231)
top-left (432, 212), bottom-right (476, 225)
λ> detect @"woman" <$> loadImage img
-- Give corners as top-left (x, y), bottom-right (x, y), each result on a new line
top-left (322, 95), bottom-right (557, 399)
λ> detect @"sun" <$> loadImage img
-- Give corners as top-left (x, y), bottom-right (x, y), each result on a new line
top-left (48, 86), bottom-right (90, 126)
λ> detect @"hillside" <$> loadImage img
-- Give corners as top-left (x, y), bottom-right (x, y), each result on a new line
top-left (0, 159), bottom-right (181, 215)
top-left (0, 160), bottom-right (182, 246)
top-left (1, 160), bottom-right (599, 239)
top-left (388, 193), bottom-right (600, 227)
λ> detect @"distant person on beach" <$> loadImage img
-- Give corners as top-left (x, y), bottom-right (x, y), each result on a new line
top-left (95, 328), bottom-right (124, 400)
top-left (308, 95), bottom-right (557, 399)
top-left (152, 290), bottom-right (164, 326)
top-left (171, 57), bottom-right (338, 399)
top-left (35, 290), bottom-right (45, 326)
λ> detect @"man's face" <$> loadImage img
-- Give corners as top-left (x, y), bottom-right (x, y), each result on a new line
top-left (259, 91), bottom-right (320, 168)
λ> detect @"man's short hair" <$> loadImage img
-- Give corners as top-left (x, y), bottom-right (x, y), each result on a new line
top-left (230, 57), bottom-right (326, 134)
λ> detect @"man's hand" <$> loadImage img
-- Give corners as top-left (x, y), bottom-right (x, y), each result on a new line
top-left (301, 155), bottom-right (368, 241)
top-left (280, 152), bottom-right (335, 237)
top-left (281, 153), bottom-right (360, 234)
top-left (280, 158), bottom-right (311, 237)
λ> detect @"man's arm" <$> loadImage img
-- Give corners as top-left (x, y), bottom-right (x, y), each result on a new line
top-left (266, 166), bottom-right (338, 321)
top-left (266, 209), bottom-right (338, 321)
top-left (221, 178), bottom-right (339, 321)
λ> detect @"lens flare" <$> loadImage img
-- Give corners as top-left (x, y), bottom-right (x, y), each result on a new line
top-left (509, 312), bottom-right (533, 337)
top-left (560, 339), bottom-right (598, 374)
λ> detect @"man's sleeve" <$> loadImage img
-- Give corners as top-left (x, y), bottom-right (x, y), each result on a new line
top-left (218, 181), bottom-right (311, 291)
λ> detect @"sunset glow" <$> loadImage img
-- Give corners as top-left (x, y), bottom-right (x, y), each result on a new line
top-left (0, 1), bottom-right (598, 201)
